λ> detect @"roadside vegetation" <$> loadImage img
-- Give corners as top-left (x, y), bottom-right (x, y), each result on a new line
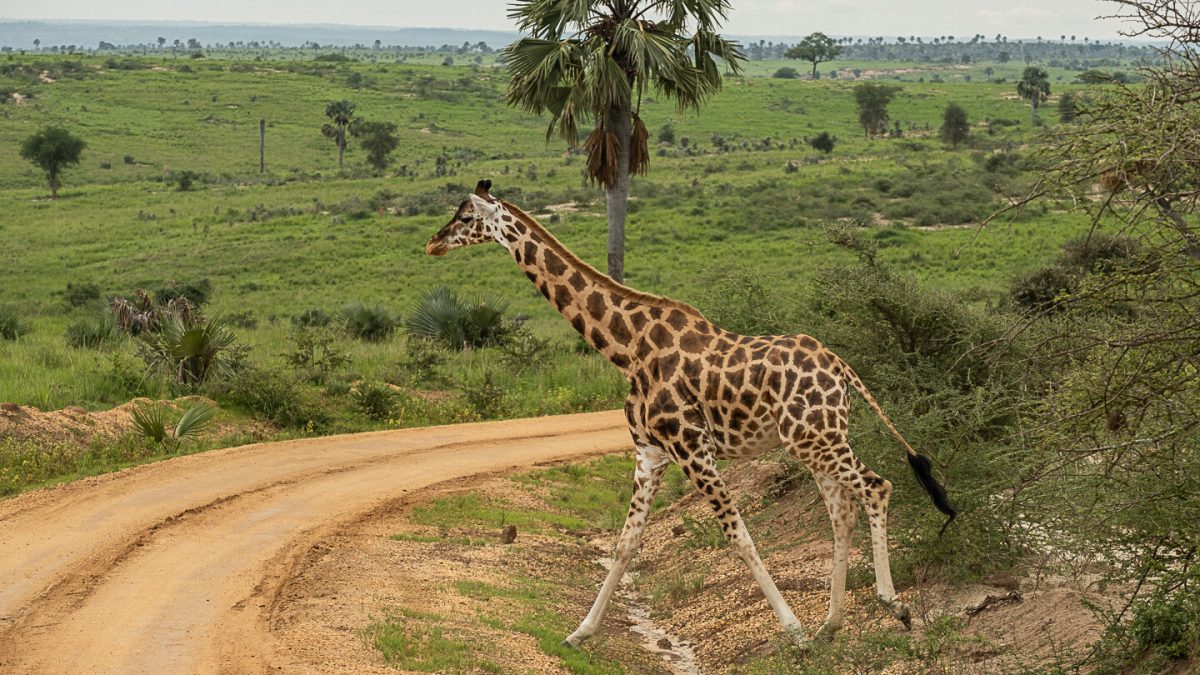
top-left (2, 0), bottom-right (1197, 670)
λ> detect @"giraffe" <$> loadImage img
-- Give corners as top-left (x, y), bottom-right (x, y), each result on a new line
top-left (425, 180), bottom-right (956, 648)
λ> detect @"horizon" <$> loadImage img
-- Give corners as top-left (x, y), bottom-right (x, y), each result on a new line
top-left (0, 0), bottom-right (1137, 42)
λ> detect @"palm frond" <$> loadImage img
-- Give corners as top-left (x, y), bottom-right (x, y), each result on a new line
top-left (174, 402), bottom-right (217, 440)
top-left (130, 403), bottom-right (170, 444)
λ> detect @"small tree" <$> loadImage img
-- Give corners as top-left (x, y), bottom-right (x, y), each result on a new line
top-left (1017, 66), bottom-right (1051, 120)
top-left (321, 100), bottom-right (357, 167)
top-left (940, 102), bottom-right (970, 147)
top-left (808, 131), bottom-right (836, 154)
top-left (352, 120), bottom-right (399, 172)
top-left (785, 32), bottom-right (842, 80)
top-left (20, 127), bottom-right (86, 199)
top-left (1057, 91), bottom-right (1079, 122)
top-left (853, 83), bottom-right (899, 138)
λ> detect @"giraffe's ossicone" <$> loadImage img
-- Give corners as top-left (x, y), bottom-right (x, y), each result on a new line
top-left (427, 180), bottom-right (956, 648)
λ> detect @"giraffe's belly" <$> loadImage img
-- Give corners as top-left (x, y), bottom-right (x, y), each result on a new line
top-left (708, 406), bottom-right (782, 459)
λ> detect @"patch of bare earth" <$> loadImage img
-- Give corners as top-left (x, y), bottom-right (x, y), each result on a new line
top-left (0, 397), bottom-right (268, 448)
top-left (277, 455), bottom-right (1112, 673)
top-left (270, 471), bottom-right (670, 674)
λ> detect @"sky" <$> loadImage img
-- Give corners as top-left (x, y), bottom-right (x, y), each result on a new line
top-left (0, 0), bottom-right (1136, 41)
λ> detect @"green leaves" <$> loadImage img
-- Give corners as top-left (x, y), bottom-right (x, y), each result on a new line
top-left (504, 0), bottom-right (745, 154)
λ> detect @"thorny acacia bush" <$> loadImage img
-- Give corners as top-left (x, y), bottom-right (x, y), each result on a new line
top-left (1009, 0), bottom-right (1200, 665)
top-left (805, 229), bottom-right (1037, 582)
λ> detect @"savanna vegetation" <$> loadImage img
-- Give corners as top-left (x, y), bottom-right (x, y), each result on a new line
top-left (2, 0), bottom-right (1197, 670)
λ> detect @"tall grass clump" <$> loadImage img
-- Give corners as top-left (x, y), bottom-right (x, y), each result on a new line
top-left (64, 314), bottom-right (119, 348)
top-left (340, 303), bottom-right (397, 342)
top-left (0, 308), bottom-right (30, 341)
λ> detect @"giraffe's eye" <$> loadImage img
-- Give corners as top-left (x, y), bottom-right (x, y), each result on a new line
top-left (461, 215), bottom-right (473, 223)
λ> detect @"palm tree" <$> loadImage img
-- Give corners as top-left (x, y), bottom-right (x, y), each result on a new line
top-left (504, 0), bottom-right (744, 283)
top-left (321, 100), bottom-right (357, 168)
top-left (1017, 66), bottom-right (1051, 121)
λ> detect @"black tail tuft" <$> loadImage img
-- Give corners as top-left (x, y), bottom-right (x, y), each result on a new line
top-left (907, 452), bottom-right (957, 537)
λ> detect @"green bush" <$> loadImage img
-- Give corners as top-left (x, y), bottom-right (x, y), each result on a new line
top-left (462, 372), bottom-right (505, 419)
top-left (405, 286), bottom-right (511, 350)
top-left (341, 303), bottom-right (397, 342)
top-left (154, 279), bottom-right (211, 308)
top-left (391, 337), bottom-right (447, 385)
top-left (693, 262), bottom-right (796, 336)
top-left (352, 381), bottom-right (397, 421)
top-left (64, 281), bottom-right (101, 307)
top-left (223, 366), bottom-right (327, 430)
top-left (136, 309), bottom-right (241, 390)
top-left (283, 324), bottom-right (350, 384)
top-left (64, 314), bottom-right (118, 348)
top-left (0, 308), bottom-right (29, 341)
top-left (292, 308), bottom-right (333, 327)
top-left (1130, 593), bottom-right (1199, 661)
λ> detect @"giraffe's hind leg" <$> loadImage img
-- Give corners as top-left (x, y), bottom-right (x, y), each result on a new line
top-left (829, 446), bottom-right (912, 630)
top-left (564, 445), bottom-right (669, 647)
top-left (812, 472), bottom-right (858, 640)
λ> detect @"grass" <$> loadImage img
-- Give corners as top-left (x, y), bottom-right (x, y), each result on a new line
top-left (366, 608), bottom-right (505, 673)
top-left (1, 50), bottom-right (1107, 496)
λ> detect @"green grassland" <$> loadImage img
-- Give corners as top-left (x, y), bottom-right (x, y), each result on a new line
top-left (1, 51), bottom-right (1097, 430)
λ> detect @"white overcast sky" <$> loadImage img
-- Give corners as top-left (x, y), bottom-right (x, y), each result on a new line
top-left (0, 0), bottom-right (1135, 41)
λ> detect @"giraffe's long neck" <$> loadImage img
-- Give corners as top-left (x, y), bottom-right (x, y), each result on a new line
top-left (499, 205), bottom-right (647, 372)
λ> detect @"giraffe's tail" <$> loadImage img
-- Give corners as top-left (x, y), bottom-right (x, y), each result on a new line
top-left (836, 356), bottom-right (958, 536)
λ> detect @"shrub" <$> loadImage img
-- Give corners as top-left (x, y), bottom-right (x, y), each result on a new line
top-left (462, 372), bottom-right (504, 419)
top-left (64, 315), bottom-right (118, 348)
top-left (773, 66), bottom-right (800, 79)
top-left (340, 303), bottom-right (397, 342)
top-left (499, 329), bottom-right (556, 373)
top-left (283, 324), bottom-right (350, 383)
top-left (64, 281), bottom-right (101, 307)
top-left (154, 279), bottom-right (211, 308)
top-left (224, 366), bottom-right (326, 429)
top-left (123, 154), bottom-right (135, 164)
top-left (226, 311), bottom-right (257, 329)
top-left (292, 308), bottom-right (333, 327)
top-left (0, 308), bottom-right (30, 341)
top-left (808, 131), bottom-right (836, 154)
top-left (136, 308), bottom-right (241, 390)
top-left (405, 286), bottom-right (511, 350)
top-left (352, 381), bottom-right (397, 421)
top-left (392, 337), bottom-right (446, 385)
top-left (1129, 592), bottom-right (1199, 661)
top-left (693, 263), bottom-right (795, 336)
top-left (129, 401), bottom-right (217, 451)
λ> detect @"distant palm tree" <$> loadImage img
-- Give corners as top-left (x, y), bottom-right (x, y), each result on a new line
top-left (503, 0), bottom-right (744, 283)
top-left (1017, 66), bottom-right (1051, 120)
top-left (321, 100), bottom-right (357, 168)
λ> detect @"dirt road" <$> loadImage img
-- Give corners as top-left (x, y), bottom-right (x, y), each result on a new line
top-left (0, 410), bottom-right (630, 674)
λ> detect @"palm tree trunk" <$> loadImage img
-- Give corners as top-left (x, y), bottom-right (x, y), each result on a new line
top-left (605, 96), bottom-right (632, 284)
top-left (337, 129), bottom-right (346, 167)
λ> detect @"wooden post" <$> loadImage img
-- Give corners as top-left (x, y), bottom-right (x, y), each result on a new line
top-left (259, 119), bottom-right (265, 173)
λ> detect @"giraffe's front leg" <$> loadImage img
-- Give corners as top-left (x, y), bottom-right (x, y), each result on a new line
top-left (682, 446), bottom-right (809, 648)
top-left (563, 446), bottom-right (669, 648)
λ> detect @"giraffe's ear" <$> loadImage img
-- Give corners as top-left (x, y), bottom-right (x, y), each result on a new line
top-left (469, 193), bottom-right (499, 219)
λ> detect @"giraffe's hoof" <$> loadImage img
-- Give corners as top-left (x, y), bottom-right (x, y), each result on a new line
top-left (815, 621), bottom-right (841, 641)
top-left (562, 632), bottom-right (587, 649)
top-left (878, 596), bottom-right (912, 630)
top-left (786, 628), bottom-right (812, 651)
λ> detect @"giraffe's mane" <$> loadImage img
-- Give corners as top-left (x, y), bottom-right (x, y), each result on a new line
top-left (501, 201), bottom-right (707, 320)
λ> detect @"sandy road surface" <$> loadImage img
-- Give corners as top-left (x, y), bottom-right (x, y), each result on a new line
top-left (0, 410), bottom-right (630, 674)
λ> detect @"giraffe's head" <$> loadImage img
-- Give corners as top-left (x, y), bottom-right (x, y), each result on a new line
top-left (425, 179), bottom-right (507, 256)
